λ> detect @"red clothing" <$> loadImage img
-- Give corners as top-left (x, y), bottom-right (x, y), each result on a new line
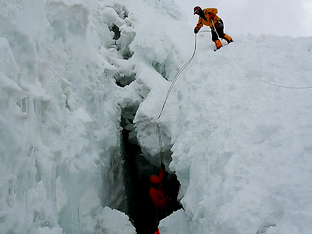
top-left (149, 168), bottom-right (167, 209)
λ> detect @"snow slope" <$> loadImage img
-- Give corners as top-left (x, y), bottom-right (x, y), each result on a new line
top-left (136, 34), bottom-right (312, 233)
top-left (1, 0), bottom-right (312, 233)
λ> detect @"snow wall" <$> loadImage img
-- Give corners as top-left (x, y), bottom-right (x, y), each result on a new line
top-left (1, 0), bottom-right (312, 234)
top-left (0, 0), bottom-right (187, 233)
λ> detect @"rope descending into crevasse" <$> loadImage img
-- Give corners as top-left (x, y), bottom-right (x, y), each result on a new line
top-left (155, 30), bottom-right (312, 163)
top-left (157, 34), bottom-right (198, 120)
top-left (156, 122), bottom-right (163, 163)
top-left (155, 34), bottom-right (198, 163)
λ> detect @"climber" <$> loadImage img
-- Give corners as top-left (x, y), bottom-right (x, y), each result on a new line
top-left (193, 6), bottom-right (233, 50)
top-left (149, 163), bottom-right (168, 222)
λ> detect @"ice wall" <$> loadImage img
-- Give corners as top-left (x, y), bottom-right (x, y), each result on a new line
top-left (0, 0), bottom-right (190, 233)
top-left (143, 34), bottom-right (312, 234)
top-left (0, 0), bottom-right (127, 233)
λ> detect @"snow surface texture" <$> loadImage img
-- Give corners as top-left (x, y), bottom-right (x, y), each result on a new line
top-left (153, 34), bottom-right (312, 234)
top-left (1, 0), bottom-right (312, 234)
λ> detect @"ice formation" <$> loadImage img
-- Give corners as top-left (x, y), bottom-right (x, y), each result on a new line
top-left (1, 0), bottom-right (312, 234)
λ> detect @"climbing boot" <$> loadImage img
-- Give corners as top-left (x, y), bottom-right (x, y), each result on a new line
top-left (223, 34), bottom-right (233, 43)
top-left (215, 39), bottom-right (222, 50)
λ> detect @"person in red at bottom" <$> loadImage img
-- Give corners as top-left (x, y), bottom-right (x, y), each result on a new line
top-left (149, 163), bottom-right (168, 228)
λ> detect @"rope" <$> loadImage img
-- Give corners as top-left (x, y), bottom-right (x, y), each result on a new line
top-left (156, 122), bottom-right (163, 163)
top-left (212, 20), bottom-right (312, 90)
top-left (154, 27), bottom-right (312, 164)
top-left (224, 50), bottom-right (312, 90)
top-left (256, 79), bottom-right (312, 90)
top-left (157, 34), bottom-right (198, 120)
top-left (155, 33), bottom-right (198, 163)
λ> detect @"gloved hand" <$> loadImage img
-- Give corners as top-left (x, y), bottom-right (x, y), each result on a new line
top-left (209, 13), bottom-right (215, 20)
top-left (161, 163), bottom-right (165, 170)
top-left (194, 27), bottom-right (199, 34)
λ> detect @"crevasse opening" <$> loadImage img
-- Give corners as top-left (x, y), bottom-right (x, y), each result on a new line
top-left (119, 103), bottom-right (182, 234)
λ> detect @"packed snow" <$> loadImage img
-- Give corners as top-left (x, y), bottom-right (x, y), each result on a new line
top-left (0, 0), bottom-right (312, 234)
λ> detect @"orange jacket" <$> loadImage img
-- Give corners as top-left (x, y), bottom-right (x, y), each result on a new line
top-left (196, 8), bottom-right (221, 30)
top-left (149, 168), bottom-right (167, 209)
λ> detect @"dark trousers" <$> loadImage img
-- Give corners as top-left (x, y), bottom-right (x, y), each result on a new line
top-left (211, 19), bottom-right (225, 41)
top-left (147, 208), bottom-right (166, 234)
top-left (156, 208), bottom-right (167, 223)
